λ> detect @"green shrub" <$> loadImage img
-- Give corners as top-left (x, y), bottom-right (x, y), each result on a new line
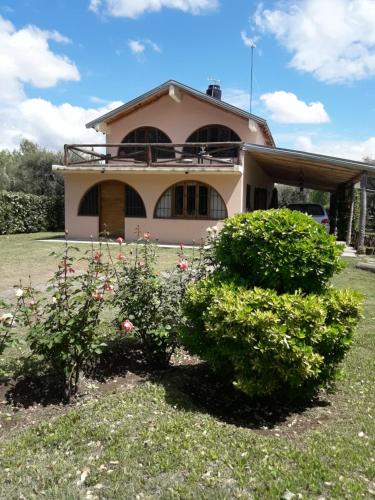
top-left (214, 209), bottom-right (344, 294)
top-left (182, 277), bottom-right (362, 397)
top-left (0, 191), bottom-right (64, 234)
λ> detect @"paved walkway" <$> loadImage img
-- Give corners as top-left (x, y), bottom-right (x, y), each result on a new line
top-left (36, 238), bottom-right (197, 249)
top-left (38, 238), bottom-right (358, 256)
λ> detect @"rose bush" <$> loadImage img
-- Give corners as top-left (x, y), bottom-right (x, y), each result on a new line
top-left (111, 234), bottom-right (206, 367)
top-left (19, 236), bottom-right (112, 399)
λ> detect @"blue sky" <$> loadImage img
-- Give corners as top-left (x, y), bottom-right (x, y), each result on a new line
top-left (1, 0), bottom-right (375, 160)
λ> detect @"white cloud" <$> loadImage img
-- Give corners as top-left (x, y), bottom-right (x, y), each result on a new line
top-left (0, 99), bottom-right (122, 151)
top-left (260, 91), bottom-right (330, 124)
top-left (89, 0), bottom-right (102, 12)
top-left (293, 135), bottom-right (375, 161)
top-left (90, 0), bottom-right (218, 18)
top-left (89, 96), bottom-right (111, 104)
top-left (46, 30), bottom-right (72, 44)
top-left (146, 39), bottom-right (161, 53)
top-left (128, 38), bottom-right (161, 56)
top-left (240, 31), bottom-right (256, 48)
top-left (0, 15), bottom-right (79, 103)
top-left (0, 16), bottom-right (121, 151)
top-left (223, 88), bottom-right (250, 110)
top-left (129, 40), bottom-right (145, 54)
top-left (254, 0), bottom-right (375, 83)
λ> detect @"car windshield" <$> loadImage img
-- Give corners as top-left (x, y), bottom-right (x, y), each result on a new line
top-left (287, 204), bottom-right (325, 216)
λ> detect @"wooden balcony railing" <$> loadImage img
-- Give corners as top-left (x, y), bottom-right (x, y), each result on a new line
top-left (64, 142), bottom-right (244, 168)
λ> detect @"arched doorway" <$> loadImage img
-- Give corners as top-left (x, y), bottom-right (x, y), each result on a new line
top-left (78, 181), bottom-right (146, 237)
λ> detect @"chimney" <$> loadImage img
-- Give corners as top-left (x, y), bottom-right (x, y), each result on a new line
top-left (206, 84), bottom-right (222, 100)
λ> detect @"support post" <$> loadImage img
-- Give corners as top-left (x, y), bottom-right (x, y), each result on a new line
top-left (329, 191), bottom-right (337, 235)
top-left (64, 144), bottom-right (68, 166)
top-left (358, 171), bottom-right (368, 254)
top-left (147, 144), bottom-right (152, 167)
top-left (346, 184), bottom-right (355, 246)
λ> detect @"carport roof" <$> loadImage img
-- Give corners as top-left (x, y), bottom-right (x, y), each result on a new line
top-left (243, 143), bottom-right (375, 192)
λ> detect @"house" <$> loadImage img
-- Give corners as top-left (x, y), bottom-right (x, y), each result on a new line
top-left (54, 80), bottom-right (375, 249)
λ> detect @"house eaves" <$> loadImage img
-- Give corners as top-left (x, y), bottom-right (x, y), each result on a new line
top-left (243, 143), bottom-right (375, 192)
top-left (85, 80), bottom-right (275, 146)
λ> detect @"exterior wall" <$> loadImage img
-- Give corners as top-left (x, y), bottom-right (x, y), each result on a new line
top-left (105, 92), bottom-right (267, 155)
top-left (64, 171), bottom-right (242, 244)
top-left (242, 152), bottom-right (274, 211)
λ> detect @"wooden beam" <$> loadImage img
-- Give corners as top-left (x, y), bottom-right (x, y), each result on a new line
top-left (169, 84), bottom-right (183, 103)
top-left (358, 171), bottom-right (368, 254)
top-left (346, 184), bottom-right (355, 246)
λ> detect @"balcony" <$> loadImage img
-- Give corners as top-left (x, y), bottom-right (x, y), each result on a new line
top-left (63, 142), bottom-right (244, 171)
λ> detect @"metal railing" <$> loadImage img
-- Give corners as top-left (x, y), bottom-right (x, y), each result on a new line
top-left (64, 142), bottom-right (243, 167)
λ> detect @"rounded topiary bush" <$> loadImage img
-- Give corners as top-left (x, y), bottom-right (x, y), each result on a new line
top-left (214, 209), bottom-right (344, 294)
top-left (181, 277), bottom-right (362, 397)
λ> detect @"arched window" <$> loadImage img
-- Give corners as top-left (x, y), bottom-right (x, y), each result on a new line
top-left (78, 182), bottom-right (146, 217)
top-left (79, 184), bottom-right (99, 216)
top-left (118, 126), bottom-right (175, 162)
top-left (184, 125), bottom-right (241, 158)
top-left (154, 181), bottom-right (227, 220)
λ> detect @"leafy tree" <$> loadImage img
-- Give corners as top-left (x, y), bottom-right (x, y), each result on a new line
top-left (277, 184), bottom-right (329, 208)
top-left (0, 140), bottom-right (64, 196)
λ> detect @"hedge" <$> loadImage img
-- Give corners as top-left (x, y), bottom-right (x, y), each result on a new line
top-left (0, 191), bottom-right (64, 234)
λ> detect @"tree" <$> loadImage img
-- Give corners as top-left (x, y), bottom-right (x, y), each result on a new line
top-left (277, 184), bottom-right (329, 208)
top-left (0, 140), bottom-right (64, 196)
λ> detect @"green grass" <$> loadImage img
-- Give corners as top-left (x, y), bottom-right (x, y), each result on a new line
top-left (0, 236), bottom-right (375, 498)
top-left (0, 232), bottom-right (192, 297)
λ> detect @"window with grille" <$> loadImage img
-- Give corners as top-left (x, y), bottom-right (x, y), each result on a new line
top-left (78, 184), bottom-right (99, 215)
top-left (184, 125), bottom-right (241, 158)
top-left (154, 182), bottom-right (227, 220)
top-left (125, 185), bottom-right (146, 217)
top-left (118, 127), bottom-right (174, 162)
top-left (78, 182), bottom-right (146, 217)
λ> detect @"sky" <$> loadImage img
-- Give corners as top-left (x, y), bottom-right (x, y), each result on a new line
top-left (1, 0), bottom-right (375, 161)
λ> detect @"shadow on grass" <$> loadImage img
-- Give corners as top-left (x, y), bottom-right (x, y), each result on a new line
top-left (151, 363), bottom-right (331, 430)
top-left (3, 338), bottom-right (150, 408)
top-left (3, 340), bottom-right (330, 430)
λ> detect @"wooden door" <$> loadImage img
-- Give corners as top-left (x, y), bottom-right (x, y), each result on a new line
top-left (99, 181), bottom-right (124, 237)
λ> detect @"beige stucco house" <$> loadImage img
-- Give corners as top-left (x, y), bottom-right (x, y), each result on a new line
top-left (54, 80), bottom-right (375, 247)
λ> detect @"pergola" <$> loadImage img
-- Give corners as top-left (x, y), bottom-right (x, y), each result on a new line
top-left (244, 144), bottom-right (375, 252)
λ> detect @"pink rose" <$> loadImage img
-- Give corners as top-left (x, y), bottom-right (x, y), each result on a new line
top-left (138, 260), bottom-right (145, 268)
top-left (143, 232), bottom-right (150, 240)
top-left (121, 319), bottom-right (134, 333)
top-left (93, 291), bottom-right (103, 301)
top-left (94, 252), bottom-right (102, 262)
top-left (68, 267), bottom-right (75, 273)
top-left (116, 237), bottom-right (124, 245)
top-left (178, 260), bottom-right (188, 271)
top-left (116, 253), bottom-right (125, 261)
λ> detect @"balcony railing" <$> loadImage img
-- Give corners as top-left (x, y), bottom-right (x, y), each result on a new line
top-left (64, 142), bottom-right (244, 168)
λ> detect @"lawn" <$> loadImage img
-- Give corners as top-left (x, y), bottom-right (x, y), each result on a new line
top-left (0, 232), bottom-right (192, 297)
top-left (0, 233), bottom-right (374, 499)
